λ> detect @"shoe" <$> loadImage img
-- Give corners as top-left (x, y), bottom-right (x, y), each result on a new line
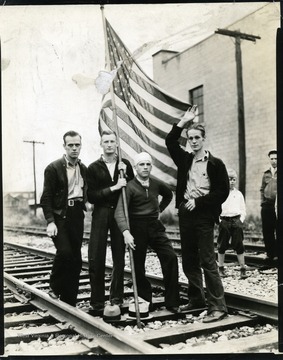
top-left (166, 306), bottom-right (182, 313)
top-left (88, 304), bottom-right (104, 317)
top-left (240, 267), bottom-right (248, 279)
top-left (202, 311), bottom-right (227, 323)
top-left (259, 259), bottom-right (274, 270)
top-left (218, 266), bottom-right (226, 277)
top-left (87, 308), bottom-right (104, 317)
top-left (48, 289), bottom-right (59, 300)
top-left (180, 299), bottom-right (206, 312)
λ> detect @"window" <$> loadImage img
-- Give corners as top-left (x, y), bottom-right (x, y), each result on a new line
top-left (189, 86), bottom-right (204, 123)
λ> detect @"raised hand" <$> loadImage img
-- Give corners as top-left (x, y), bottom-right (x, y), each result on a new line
top-left (183, 105), bottom-right (197, 120)
top-left (178, 105), bottom-right (197, 128)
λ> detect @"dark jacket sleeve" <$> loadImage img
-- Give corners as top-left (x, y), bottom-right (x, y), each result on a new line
top-left (87, 158), bottom-right (134, 205)
top-left (114, 185), bottom-right (131, 233)
top-left (158, 182), bottom-right (173, 213)
top-left (40, 164), bottom-right (63, 224)
top-left (260, 171), bottom-right (267, 204)
top-left (86, 162), bottom-right (112, 204)
top-left (165, 124), bottom-right (187, 167)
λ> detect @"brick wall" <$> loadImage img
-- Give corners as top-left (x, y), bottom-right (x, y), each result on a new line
top-left (153, 3), bottom-right (278, 217)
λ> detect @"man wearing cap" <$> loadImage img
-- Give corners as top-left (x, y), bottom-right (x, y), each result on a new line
top-left (115, 152), bottom-right (180, 313)
top-left (40, 130), bottom-right (87, 306)
top-left (87, 130), bottom-right (134, 315)
top-left (260, 150), bottom-right (277, 266)
top-left (166, 106), bottom-right (229, 323)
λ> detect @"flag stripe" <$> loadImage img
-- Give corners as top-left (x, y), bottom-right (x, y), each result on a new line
top-left (106, 19), bottom-right (189, 110)
top-left (99, 109), bottom-right (178, 179)
top-left (98, 19), bottom-right (191, 188)
top-left (102, 93), bottom-right (187, 148)
top-left (99, 114), bottom-right (178, 185)
top-left (130, 65), bottom-right (189, 113)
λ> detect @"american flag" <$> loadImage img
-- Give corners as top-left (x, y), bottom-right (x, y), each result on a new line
top-left (98, 19), bottom-right (191, 188)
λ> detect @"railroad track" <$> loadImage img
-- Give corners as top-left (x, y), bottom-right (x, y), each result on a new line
top-left (4, 225), bottom-right (266, 266)
top-left (3, 241), bottom-right (278, 355)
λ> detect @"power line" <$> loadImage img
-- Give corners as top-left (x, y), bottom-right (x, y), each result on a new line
top-left (215, 28), bottom-right (261, 197)
top-left (23, 140), bottom-right (44, 216)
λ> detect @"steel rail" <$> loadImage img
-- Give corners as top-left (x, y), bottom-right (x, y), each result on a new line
top-left (4, 225), bottom-right (265, 255)
top-left (4, 225), bottom-right (264, 244)
top-left (4, 272), bottom-right (160, 355)
top-left (4, 241), bottom-right (277, 322)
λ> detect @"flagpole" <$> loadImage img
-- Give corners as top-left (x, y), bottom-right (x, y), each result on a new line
top-left (100, 5), bottom-right (142, 328)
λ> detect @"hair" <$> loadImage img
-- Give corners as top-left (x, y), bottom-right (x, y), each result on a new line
top-left (268, 150), bottom-right (277, 157)
top-left (187, 123), bottom-right (206, 138)
top-left (100, 129), bottom-right (117, 139)
top-left (63, 131), bottom-right (81, 144)
top-left (227, 168), bottom-right (237, 178)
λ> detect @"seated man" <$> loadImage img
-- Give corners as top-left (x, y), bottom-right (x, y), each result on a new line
top-left (114, 152), bottom-right (180, 312)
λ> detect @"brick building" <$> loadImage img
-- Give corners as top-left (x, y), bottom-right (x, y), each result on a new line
top-left (152, 3), bottom-right (278, 217)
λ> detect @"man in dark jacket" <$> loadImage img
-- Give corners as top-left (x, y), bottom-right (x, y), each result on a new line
top-left (40, 130), bottom-right (87, 306)
top-left (260, 150), bottom-right (277, 266)
top-left (87, 130), bottom-right (134, 315)
top-left (166, 106), bottom-right (229, 323)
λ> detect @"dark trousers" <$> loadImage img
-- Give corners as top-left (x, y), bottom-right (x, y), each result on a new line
top-left (50, 205), bottom-right (84, 306)
top-left (88, 207), bottom-right (125, 308)
top-left (217, 216), bottom-right (245, 254)
top-left (178, 202), bottom-right (227, 314)
top-left (261, 203), bottom-right (277, 259)
top-left (130, 218), bottom-right (180, 307)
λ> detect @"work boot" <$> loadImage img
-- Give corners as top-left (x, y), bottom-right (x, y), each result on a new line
top-left (180, 298), bottom-right (206, 312)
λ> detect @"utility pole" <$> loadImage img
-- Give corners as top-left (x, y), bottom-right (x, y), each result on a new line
top-left (23, 140), bottom-right (44, 216)
top-left (215, 29), bottom-right (261, 197)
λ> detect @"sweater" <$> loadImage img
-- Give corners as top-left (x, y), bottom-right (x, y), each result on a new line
top-left (115, 177), bottom-right (173, 233)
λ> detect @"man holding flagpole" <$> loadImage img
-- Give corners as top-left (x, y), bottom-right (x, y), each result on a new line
top-left (87, 129), bottom-right (134, 316)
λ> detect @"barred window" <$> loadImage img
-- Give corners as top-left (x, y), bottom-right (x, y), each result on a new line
top-left (189, 86), bottom-right (204, 123)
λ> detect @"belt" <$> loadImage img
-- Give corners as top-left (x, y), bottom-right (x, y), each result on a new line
top-left (68, 198), bottom-right (83, 207)
top-left (220, 215), bottom-right (240, 220)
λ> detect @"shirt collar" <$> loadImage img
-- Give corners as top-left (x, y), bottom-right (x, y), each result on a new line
top-left (64, 155), bottom-right (80, 167)
top-left (101, 154), bottom-right (118, 163)
top-left (193, 150), bottom-right (209, 162)
top-left (270, 167), bottom-right (277, 176)
top-left (136, 176), bottom-right (150, 188)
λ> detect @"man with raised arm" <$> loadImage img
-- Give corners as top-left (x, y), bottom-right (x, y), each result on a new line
top-left (166, 106), bottom-right (229, 322)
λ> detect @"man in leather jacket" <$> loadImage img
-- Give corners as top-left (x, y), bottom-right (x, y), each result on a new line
top-left (40, 130), bottom-right (87, 306)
